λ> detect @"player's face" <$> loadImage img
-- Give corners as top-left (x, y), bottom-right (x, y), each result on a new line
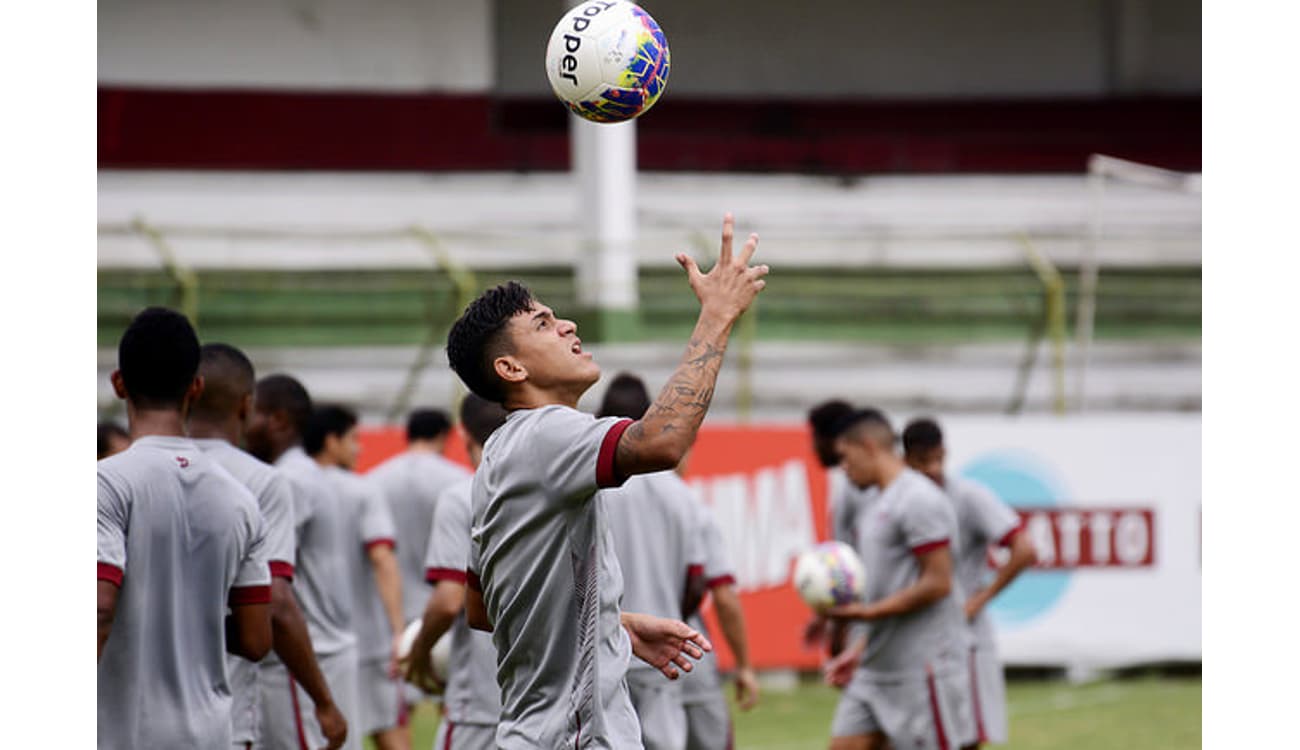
top-left (505, 301), bottom-right (600, 393)
top-left (336, 426), bottom-right (361, 470)
top-left (906, 445), bottom-right (945, 486)
top-left (835, 435), bottom-right (878, 489)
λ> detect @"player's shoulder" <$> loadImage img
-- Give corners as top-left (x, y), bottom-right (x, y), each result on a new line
top-left (947, 474), bottom-right (1000, 504)
top-left (438, 475), bottom-right (475, 513)
top-left (899, 469), bottom-right (950, 510)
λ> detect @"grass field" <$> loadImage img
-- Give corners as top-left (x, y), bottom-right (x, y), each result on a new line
top-left (375, 675), bottom-right (1200, 750)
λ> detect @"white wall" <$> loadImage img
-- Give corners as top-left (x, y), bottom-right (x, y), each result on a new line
top-left (98, 0), bottom-right (494, 91)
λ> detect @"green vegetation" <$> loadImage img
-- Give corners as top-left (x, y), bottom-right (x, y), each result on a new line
top-left (381, 675), bottom-right (1199, 750)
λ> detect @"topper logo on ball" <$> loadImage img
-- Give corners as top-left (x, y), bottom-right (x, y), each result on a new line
top-left (558, 0), bottom-right (620, 86)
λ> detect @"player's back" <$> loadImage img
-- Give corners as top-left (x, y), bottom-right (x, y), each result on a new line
top-left (324, 466), bottom-right (395, 664)
top-left (97, 436), bottom-right (267, 750)
top-left (368, 450), bottom-right (469, 622)
top-left (944, 475), bottom-right (1022, 642)
top-left (275, 446), bottom-right (356, 656)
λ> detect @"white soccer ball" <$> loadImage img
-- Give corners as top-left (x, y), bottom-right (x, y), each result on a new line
top-left (544, 0), bottom-right (671, 123)
top-left (398, 618), bottom-right (451, 686)
top-left (793, 541), bottom-right (867, 610)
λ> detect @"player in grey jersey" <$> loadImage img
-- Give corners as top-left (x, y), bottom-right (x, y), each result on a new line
top-left (190, 343), bottom-right (348, 750)
top-left (405, 393), bottom-right (510, 750)
top-left (822, 409), bottom-right (975, 750)
top-left (598, 373), bottom-right (709, 750)
top-left (98, 308), bottom-right (272, 750)
top-left (306, 405), bottom-right (408, 750)
top-left (903, 418), bottom-right (1037, 749)
top-left (443, 213), bottom-right (766, 748)
top-left (247, 375), bottom-right (363, 750)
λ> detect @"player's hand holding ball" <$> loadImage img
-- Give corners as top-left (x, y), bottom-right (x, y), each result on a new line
top-left (794, 541), bottom-right (868, 619)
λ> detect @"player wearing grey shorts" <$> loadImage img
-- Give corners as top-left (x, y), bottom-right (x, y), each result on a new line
top-left (442, 214), bottom-right (765, 748)
top-left (903, 418), bottom-right (1038, 747)
top-left (822, 409), bottom-right (975, 750)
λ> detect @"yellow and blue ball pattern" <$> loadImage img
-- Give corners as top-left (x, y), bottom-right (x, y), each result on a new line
top-left (567, 6), bottom-right (670, 123)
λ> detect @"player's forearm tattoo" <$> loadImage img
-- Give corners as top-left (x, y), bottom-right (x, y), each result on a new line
top-left (617, 333), bottom-right (729, 470)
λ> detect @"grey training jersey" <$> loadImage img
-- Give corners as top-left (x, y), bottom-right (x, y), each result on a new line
top-left (606, 470), bottom-right (705, 676)
top-left (273, 447), bottom-right (356, 657)
top-left (853, 468), bottom-right (970, 679)
top-left (828, 468), bottom-right (880, 546)
top-left (680, 501), bottom-right (736, 704)
top-left (425, 476), bottom-right (502, 726)
top-left (469, 405), bottom-right (639, 749)
top-left (945, 475), bottom-right (1021, 647)
top-left (97, 436), bottom-right (271, 750)
top-left (194, 438), bottom-right (297, 744)
top-left (368, 450), bottom-right (470, 622)
top-left (325, 466), bottom-right (399, 662)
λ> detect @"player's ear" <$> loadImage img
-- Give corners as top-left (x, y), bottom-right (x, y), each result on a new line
top-left (494, 355), bottom-right (527, 386)
top-left (187, 375), bottom-right (205, 406)
top-left (110, 370), bottom-right (128, 400)
top-left (237, 392), bottom-right (253, 423)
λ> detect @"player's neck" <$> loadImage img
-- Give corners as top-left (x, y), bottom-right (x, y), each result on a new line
top-left (406, 440), bottom-right (445, 455)
top-left (127, 405), bottom-right (189, 441)
top-left (503, 382), bottom-right (584, 411)
top-left (876, 458), bottom-right (906, 489)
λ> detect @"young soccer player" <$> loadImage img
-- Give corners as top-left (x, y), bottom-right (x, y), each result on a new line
top-left (598, 373), bottom-right (708, 750)
top-left (305, 405), bottom-right (407, 750)
top-left (903, 418), bottom-right (1037, 749)
top-left (246, 376), bottom-right (362, 750)
top-left (97, 308), bottom-right (272, 750)
top-left (444, 213), bottom-right (766, 748)
top-left (821, 409), bottom-right (974, 750)
top-left (189, 343), bottom-right (348, 750)
top-left (404, 393), bottom-right (510, 750)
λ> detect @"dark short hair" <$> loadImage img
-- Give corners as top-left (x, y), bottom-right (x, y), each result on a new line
top-left (254, 374), bottom-right (313, 437)
top-left (902, 417), bottom-right (944, 456)
top-left (407, 409), bottom-right (452, 442)
top-left (835, 407), bottom-right (895, 447)
top-left (117, 307), bottom-right (201, 409)
top-left (193, 343), bottom-right (256, 420)
top-left (808, 399), bottom-right (855, 440)
top-left (459, 393), bottom-right (508, 448)
top-left (598, 372), bottom-right (652, 421)
top-left (446, 282), bottom-right (535, 403)
top-left (303, 404), bottom-right (358, 457)
top-left (97, 421), bottom-right (129, 459)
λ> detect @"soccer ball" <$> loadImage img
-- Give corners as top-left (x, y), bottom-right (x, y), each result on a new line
top-left (398, 618), bottom-right (452, 686)
top-left (793, 541), bottom-right (867, 610)
top-left (544, 1), bottom-right (670, 123)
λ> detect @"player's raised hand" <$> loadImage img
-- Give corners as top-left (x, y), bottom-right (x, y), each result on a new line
top-left (621, 611), bottom-right (713, 680)
top-left (675, 213), bottom-right (769, 325)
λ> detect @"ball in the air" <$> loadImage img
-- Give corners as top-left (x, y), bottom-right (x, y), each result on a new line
top-left (398, 618), bottom-right (452, 686)
top-left (793, 541), bottom-right (867, 610)
top-left (545, 0), bottom-right (670, 123)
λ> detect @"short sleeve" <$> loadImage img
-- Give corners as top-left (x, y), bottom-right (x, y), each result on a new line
top-left (533, 408), bottom-right (634, 503)
top-left (901, 486), bottom-right (953, 556)
top-left (359, 479), bottom-right (396, 551)
top-left (963, 480), bottom-right (1022, 548)
top-left (230, 507), bottom-right (272, 606)
top-left (261, 472), bottom-right (297, 580)
top-left (97, 472), bottom-right (128, 586)
top-left (425, 483), bottom-right (473, 585)
top-left (697, 504), bottom-right (736, 588)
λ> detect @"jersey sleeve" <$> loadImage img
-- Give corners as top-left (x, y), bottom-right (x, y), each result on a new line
top-left (230, 503), bottom-right (272, 606)
top-left (97, 471), bottom-right (128, 586)
top-left (425, 485), bottom-right (472, 585)
top-left (466, 476), bottom-right (484, 594)
top-left (261, 471), bottom-right (297, 580)
top-left (359, 478), bottom-right (396, 551)
top-left (533, 408), bottom-right (634, 502)
top-left (901, 486), bottom-right (954, 556)
top-left (964, 479), bottom-right (1023, 547)
top-left (697, 503), bottom-right (736, 588)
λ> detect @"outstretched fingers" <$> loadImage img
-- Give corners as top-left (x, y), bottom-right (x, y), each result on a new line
top-left (738, 232), bottom-right (759, 265)
top-left (676, 252), bottom-right (702, 279)
top-left (718, 213), bottom-right (735, 265)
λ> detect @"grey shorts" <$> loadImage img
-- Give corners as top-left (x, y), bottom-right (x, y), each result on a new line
top-left (627, 668), bottom-right (688, 750)
top-left (966, 645), bottom-right (1008, 745)
top-left (357, 657), bottom-right (404, 735)
top-left (432, 719), bottom-right (497, 750)
top-left (259, 648), bottom-right (362, 750)
top-left (830, 666), bottom-right (972, 750)
top-left (683, 691), bottom-right (732, 750)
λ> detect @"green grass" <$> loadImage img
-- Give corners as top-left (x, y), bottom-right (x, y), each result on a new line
top-left (376, 675), bottom-right (1200, 750)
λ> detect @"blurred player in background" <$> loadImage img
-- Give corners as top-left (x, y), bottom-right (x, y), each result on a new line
top-left (678, 461), bottom-right (759, 750)
top-left (98, 308), bottom-right (272, 750)
top-left (247, 375), bottom-right (362, 750)
top-left (443, 214), bottom-right (764, 747)
top-left (598, 372), bottom-right (708, 750)
top-left (903, 418), bottom-right (1037, 749)
top-left (405, 393), bottom-right (509, 750)
top-left (97, 420), bottom-right (131, 459)
top-left (190, 343), bottom-right (348, 750)
top-left (305, 405), bottom-right (407, 750)
top-left (822, 409), bottom-right (973, 750)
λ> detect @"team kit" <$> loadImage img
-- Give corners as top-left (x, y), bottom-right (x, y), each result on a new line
top-left (97, 216), bottom-right (1035, 750)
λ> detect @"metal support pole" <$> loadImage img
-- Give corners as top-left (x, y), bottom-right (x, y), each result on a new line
top-left (571, 113), bottom-right (639, 338)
